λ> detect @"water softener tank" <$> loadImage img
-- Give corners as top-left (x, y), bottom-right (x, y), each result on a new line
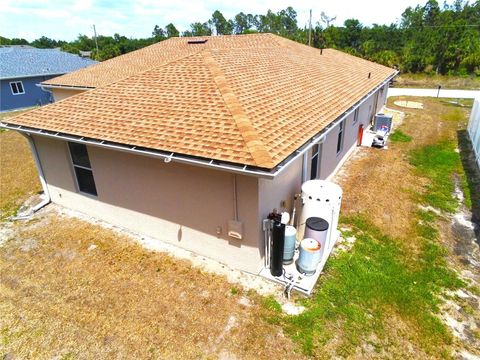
top-left (283, 225), bottom-right (297, 264)
top-left (296, 238), bottom-right (322, 275)
top-left (304, 217), bottom-right (329, 260)
top-left (270, 221), bottom-right (285, 277)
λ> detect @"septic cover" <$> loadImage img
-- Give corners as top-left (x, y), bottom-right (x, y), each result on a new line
top-left (394, 100), bottom-right (424, 109)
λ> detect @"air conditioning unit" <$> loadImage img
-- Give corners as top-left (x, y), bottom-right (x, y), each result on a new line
top-left (373, 113), bottom-right (393, 133)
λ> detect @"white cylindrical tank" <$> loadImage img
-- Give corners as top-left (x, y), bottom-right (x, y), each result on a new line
top-left (304, 217), bottom-right (329, 255)
top-left (297, 180), bottom-right (342, 258)
top-left (296, 238), bottom-right (322, 275)
top-left (283, 225), bottom-right (297, 264)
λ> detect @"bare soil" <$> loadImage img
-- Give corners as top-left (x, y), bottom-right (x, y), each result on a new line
top-left (0, 211), bottom-right (305, 359)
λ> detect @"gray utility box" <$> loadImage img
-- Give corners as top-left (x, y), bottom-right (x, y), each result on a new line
top-left (373, 113), bottom-right (393, 132)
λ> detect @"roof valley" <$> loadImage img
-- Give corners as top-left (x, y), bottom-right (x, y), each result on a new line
top-left (202, 49), bottom-right (274, 169)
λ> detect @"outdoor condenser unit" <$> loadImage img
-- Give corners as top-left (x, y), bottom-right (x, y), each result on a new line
top-left (373, 113), bottom-right (393, 132)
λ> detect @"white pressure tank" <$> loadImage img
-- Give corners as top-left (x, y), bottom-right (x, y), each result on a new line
top-left (297, 180), bottom-right (343, 258)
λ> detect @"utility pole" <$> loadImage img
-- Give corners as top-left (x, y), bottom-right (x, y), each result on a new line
top-left (308, 9), bottom-right (312, 46)
top-left (93, 24), bottom-right (99, 60)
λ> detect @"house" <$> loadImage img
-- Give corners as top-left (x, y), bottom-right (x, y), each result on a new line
top-left (0, 47), bottom-right (97, 111)
top-left (1, 34), bottom-right (397, 273)
top-left (468, 96), bottom-right (480, 169)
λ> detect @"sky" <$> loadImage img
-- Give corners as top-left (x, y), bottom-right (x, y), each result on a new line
top-left (0, 0), bottom-right (432, 42)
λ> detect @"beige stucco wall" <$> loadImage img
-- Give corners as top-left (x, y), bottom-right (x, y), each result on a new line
top-left (317, 88), bottom-right (381, 180)
top-left (258, 155), bottom-right (303, 231)
top-left (32, 135), bottom-right (263, 273)
top-left (51, 88), bottom-right (86, 102)
top-left (257, 85), bottom-right (389, 236)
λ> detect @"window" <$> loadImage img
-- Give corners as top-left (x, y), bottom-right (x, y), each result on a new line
top-left (10, 81), bottom-right (25, 95)
top-left (310, 144), bottom-right (319, 180)
top-left (336, 120), bottom-right (345, 154)
top-left (352, 108), bottom-right (359, 124)
top-left (68, 142), bottom-right (97, 196)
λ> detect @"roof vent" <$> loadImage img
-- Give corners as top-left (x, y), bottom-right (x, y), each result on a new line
top-left (187, 39), bottom-right (207, 44)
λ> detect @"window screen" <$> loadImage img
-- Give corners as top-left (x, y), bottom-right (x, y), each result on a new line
top-left (10, 81), bottom-right (25, 95)
top-left (337, 120), bottom-right (345, 154)
top-left (310, 144), bottom-right (319, 180)
top-left (68, 142), bottom-right (97, 196)
top-left (353, 108), bottom-right (359, 124)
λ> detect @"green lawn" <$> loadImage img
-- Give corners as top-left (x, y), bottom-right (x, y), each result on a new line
top-left (261, 98), bottom-right (474, 358)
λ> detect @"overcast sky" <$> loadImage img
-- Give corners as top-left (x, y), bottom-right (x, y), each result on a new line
top-left (1, 0), bottom-right (434, 42)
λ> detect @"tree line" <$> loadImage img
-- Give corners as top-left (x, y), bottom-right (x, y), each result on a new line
top-left (1, 0), bottom-right (479, 75)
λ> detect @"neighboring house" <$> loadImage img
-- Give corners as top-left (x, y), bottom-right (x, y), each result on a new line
top-left (0, 47), bottom-right (97, 111)
top-left (468, 97), bottom-right (480, 169)
top-left (1, 34), bottom-right (397, 273)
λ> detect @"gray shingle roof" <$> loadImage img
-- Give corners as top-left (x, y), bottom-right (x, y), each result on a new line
top-left (0, 47), bottom-right (97, 80)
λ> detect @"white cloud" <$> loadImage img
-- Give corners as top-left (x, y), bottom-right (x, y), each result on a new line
top-left (0, 0), bottom-right (447, 41)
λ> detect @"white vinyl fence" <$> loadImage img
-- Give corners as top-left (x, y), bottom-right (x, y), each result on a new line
top-left (468, 97), bottom-right (480, 168)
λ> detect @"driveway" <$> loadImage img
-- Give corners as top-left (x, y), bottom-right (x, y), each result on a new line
top-left (388, 87), bottom-right (479, 99)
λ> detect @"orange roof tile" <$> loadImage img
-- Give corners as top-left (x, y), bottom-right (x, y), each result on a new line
top-left (4, 34), bottom-right (396, 170)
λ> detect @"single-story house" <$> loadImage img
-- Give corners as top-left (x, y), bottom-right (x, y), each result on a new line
top-left (1, 34), bottom-right (397, 273)
top-left (468, 96), bottom-right (480, 169)
top-left (0, 47), bottom-right (97, 111)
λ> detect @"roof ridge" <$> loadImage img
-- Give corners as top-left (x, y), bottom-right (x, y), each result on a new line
top-left (202, 49), bottom-right (275, 168)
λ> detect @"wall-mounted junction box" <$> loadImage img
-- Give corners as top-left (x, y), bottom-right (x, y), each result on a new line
top-left (228, 220), bottom-right (243, 240)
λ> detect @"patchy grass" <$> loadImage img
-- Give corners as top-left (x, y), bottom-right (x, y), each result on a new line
top-left (457, 129), bottom-right (480, 215)
top-left (269, 97), bottom-right (474, 358)
top-left (390, 129), bottom-right (412, 143)
top-left (1, 97), bottom-right (477, 358)
top-left (440, 99), bottom-right (474, 108)
top-left (410, 140), bottom-right (467, 213)
top-left (0, 131), bottom-right (41, 219)
top-left (0, 216), bottom-right (304, 359)
top-left (394, 74), bottom-right (480, 90)
top-left (441, 108), bottom-right (464, 122)
top-left (266, 215), bottom-right (462, 358)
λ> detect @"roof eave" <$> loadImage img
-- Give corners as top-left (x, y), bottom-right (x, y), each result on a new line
top-left (38, 83), bottom-right (95, 91)
top-left (0, 73), bottom-right (65, 81)
top-left (0, 122), bottom-right (278, 179)
top-left (0, 70), bottom-right (398, 180)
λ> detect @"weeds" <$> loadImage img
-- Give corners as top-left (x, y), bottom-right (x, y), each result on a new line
top-left (410, 140), bottom-right (465, 212)
top-left (442, 108), bottom-right (464, 122)
top-left (266, 214), bottom-right (462, 357)
top-left (390, 129), bottom-right (412, 143)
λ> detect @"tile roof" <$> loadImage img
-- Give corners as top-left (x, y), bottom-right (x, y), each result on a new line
top-left (4, 34), bottom-right (396, 170)
top-left (0, 47), bottom-right (97, 80)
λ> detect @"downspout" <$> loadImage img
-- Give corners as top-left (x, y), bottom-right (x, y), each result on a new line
top-left (14, 134), bottom-right (51, 218)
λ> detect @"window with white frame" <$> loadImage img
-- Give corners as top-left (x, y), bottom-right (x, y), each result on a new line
top-left (10, 81), bottom-right (25, 95)
top-left (68, 142), bottom-right (97, 196)
top-left (352, 108), bottom-right (359, 124)
top-left (310, 144), bottom-right (319, 180)
top-left (336, 120), bottom-right (345, 154)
